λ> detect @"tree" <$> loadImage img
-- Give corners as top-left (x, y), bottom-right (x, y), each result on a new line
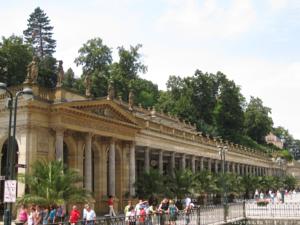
top-left (23, 7), bottom-right (56, 58)
top-left (63, 68), bottom-right (76, 89)
top-left (135, 169), bottom-right (166, 199)
top-left (0, 35), bottom-right (33, 86)
top-left (110, 44), bottom-right (147, 100)
top-left (244, 97), bottom-right (273, 143)
top-left (165, 169), bottom-right (196, 199)
top-left (18, 160), bottom-right (90, 206)
top-left (75, 38), bottom-right (112, 97)
top-left (215, 72), bottom-right (245, 141)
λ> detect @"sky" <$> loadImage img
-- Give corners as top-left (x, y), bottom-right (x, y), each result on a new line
top-left (1, 0), bottom-right (300, 139)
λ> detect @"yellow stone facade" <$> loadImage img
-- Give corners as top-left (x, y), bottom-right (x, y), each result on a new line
top-left (0, 84), bottom-right (300, 214)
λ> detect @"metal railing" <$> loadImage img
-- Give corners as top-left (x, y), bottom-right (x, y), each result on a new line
top-left (6, 202), bottom-right (300, 225)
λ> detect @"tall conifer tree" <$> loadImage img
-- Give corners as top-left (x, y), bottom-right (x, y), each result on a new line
top-left (23, 7), bottom-right (56, 58)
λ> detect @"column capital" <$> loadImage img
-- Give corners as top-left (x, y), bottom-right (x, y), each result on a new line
top-left (54, 127), bottom-right (65, 134)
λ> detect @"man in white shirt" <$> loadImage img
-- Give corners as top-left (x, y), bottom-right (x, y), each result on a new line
top-left (85, 205), bottom-right (96, 225)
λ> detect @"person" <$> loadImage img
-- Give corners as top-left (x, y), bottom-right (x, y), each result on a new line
top-left (42, 206), bottom-right (49, 225)
top-left (27, 206), bottom-right (36, 225)
top-left (137, 205), bottom-right (146, 225)
top-left (184, 200), bottom-right (193, 225)
top-left (18, 205), bottom-right (28, 224)
top-left (34, 205), bottom-right (42, 225)
top-left (85, 205), bottom-right (96, 225)
top-left (168, 200), bottom-right (178, 225)
top-left (48, 205), bottom-right (56, 224)
top-left (69, 205), bottom-right (81, 225)
top-left (259, 191), bottom-right (264, 199)
top-left (254, 189), bottom-right (259, 199)
top-left (56, 205), bottom-right (65, 223)
top-left (147, 204), bottom-right (157, 225)
top-left (108, 195), bottom-right (116, 217)
top-left (158, 198), bottom-right (169, 225)
top-left (82, 204), bottom-right (89, 225)
top-left (127, 206), bottom-right (136, 225)
top-left (124, 200), bottom-right (133, 216)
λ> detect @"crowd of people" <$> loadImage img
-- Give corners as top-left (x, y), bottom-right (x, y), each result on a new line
top-left (16, 204), bottom-right (96, 225)
top-left (254, 189), bottom-right (297, 203)
top-left (15, 196), bottom-right (194, 225)
top-left (122, 197), bottom-right (194, 225)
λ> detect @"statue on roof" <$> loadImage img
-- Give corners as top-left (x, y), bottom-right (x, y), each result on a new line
top-left (107, 81), bottom-right (115, 100)
top-left (56, 60), bottom-right (64, 87)
top-left (128, 90), bottom-right (134, 110)
top-left (24, 56), bottom-right (39, 84)
top-left (84, 74), bottom-right (92, 97)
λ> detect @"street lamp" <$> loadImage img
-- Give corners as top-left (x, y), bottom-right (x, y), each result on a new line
top-left (217, 145), bottom-right (228, 205)
top-left (0, 83), bottom-right (33, 225)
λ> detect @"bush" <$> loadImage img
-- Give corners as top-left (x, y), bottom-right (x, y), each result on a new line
top-left (257, 200), bottom-right (269, 206)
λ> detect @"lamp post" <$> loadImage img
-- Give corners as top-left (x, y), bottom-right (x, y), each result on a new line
top-left (218, 144), bottom-right (228, 222)
top-left (0, 83), bottom-right (33, 225)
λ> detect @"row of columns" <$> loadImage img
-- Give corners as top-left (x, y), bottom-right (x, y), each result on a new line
top-left (55, 129), bottom-right (136, 197)
top-left (140, 147), bottom-right (270, 177)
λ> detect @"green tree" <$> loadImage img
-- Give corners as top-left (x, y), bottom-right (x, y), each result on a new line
top-left (37, 56), bottom-right (57, 88)
top-left (23, 7), bottom-right (56, 58)
top-left (244, 97), bottom-right (273, 143)
top-left (0, 35), bottom-right (33, 86)
top-left (215, 72), bottom-right (245, 141)
top-left (135, 169), bottom-right (166, 199)
top-left (241, 175), bottom-right (259, 199)
top-left (18, 160), bottom-right (90, 206)
top-left (63, 67), bottom-right (76, 89)
top-left (165, 169), bottom-right (196, 199)
top-left (75, 38), bottom-right (112, 97)
top-left (110, 44), bottom-right (147, 100)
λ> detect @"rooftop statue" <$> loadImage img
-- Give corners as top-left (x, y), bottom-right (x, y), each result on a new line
top-left (56, 60), bottom-right (64, 87)
top-left (24, 56), bottom-right (39, 84)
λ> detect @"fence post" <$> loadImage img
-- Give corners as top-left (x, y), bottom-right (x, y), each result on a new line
top-left (243, 200), bottom-right (246, 219)
top-left (223, 203), bottom-right (228, 223)
top-left (197, 206), bottom-right (201, 225)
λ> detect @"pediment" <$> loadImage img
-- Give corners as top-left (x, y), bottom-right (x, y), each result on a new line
top-left (60, 99), bottom-right (137, 126)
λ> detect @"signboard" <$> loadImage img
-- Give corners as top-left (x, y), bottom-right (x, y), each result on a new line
top-left (4, 180), bottom-right (17, 203)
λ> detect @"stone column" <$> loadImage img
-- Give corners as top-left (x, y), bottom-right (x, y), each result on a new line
top-left (55, 128), bottom-right (64, 161)
top-left (215, 159), bottom-right (218, 173)
top-left (227, 162), bottom-right (230, 172)
top-left (232, 163), bottom-right (236, 173)
top-left (84, 133), bottom-right (93, 192)
top-left (208, 158), bottom-right (212, 172)
top-left (108, 138), bottom-right (116, 196)
top-left (191, 155), bottom-right (196, 173)
top-left (200, 157), bottom-right (204, 171)
top-left (181, 154), bottom-right (186, 170)
top-left (144, 147), bottom-right (150, 173)
top-left (129, 142), bottom-right (136, 196)
top-left (171, 152), bottom-right (176, 176)
top-left (159, 150), bottom-right (163, 174)
top-left (237, 164), bottom-right (240, 175)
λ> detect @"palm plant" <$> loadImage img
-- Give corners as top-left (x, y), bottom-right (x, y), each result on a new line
top-left (135, 169), bottom-right (166, 199)
top-left (194, 170), bottom-right (218, 204)
top-left (241, 175), bottom-right (258, 199)
top-left (18, 160), bottom-right (90, 206)
top-left (165, 169), bottom-right (196, 199)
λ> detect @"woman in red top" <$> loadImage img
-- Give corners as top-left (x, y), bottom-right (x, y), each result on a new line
top-left (69, 205), bottom-right (81, 225)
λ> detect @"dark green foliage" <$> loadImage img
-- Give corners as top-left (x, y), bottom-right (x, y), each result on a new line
top-left (62, 67), bottom-right (76, 89)
top-left (18, 160), bottom-right (90, 206)
top-left (244, 97), bottom-right (273, 143)
top-left (23, 7), bottom-right (56, 58)
top-left (215, 72), bottom-right (245, 140)
top-left (0, 35), bottom-right (33, 86)
top-left (37, 56), bottom-right (57, 88)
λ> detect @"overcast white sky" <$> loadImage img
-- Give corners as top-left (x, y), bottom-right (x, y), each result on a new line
top-left (1, 0), bottom-right (300, 139)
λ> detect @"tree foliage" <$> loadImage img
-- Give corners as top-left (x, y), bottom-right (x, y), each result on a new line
top-left (0, 35), bottom-right (33, 86)
top-left (23, 7), bottom-right (56, 58)
top-left (18, 160), bottom-right (90, 206)
top-left (244, 97), bottom-right (273, 143)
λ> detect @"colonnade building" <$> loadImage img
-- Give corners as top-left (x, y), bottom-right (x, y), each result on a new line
top-left (0, 84), bottom-right (300, 214)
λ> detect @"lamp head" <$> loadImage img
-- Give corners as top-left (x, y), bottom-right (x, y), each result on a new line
top-left (0, 82), bottom-right (7, 95)
top-left (22, 87), bottom-right (33, 101)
